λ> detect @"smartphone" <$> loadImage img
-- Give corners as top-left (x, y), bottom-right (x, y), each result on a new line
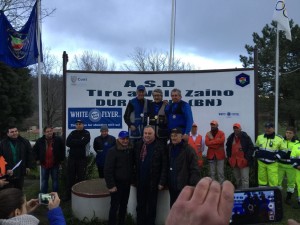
top-left (230, 187), bottom-right (283, 224)
top-left (38, 193), bottom-right (54, 205)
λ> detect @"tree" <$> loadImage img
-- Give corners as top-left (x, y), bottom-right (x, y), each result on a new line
top-left (239, 20), bottom-right (300, 128)
top-left (0, 62), bottom-right (33, 137)
top-left (123, 47), bottom-right (195, 71)
top-left (0, 0), bottom-right (55, 29)
top-left (26, 47), bottom-right (63, 128)
top-left (71, 50), bottom-right (116, 71)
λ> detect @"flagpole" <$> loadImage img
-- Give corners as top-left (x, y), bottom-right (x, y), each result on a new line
top-left (168, 0), bottom-right (176, 70)
top-left (37, 0), bottom-right (42, 137)
top-left (37, 0), bottom-right (43, 191)
top-left (274, 28), bottom-right (279, 133)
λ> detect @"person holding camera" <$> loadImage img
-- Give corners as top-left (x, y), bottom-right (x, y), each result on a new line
top-left (0, 188), bottom-right (66, 225)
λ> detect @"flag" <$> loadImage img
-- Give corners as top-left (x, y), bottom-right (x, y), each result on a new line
top-left (273, 0), bottom-right (292, 41)
top-left (0, 1), bottom-right (42, 68)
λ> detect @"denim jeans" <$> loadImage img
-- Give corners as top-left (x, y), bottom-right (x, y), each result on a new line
top-left (41, 165), bottom-right (59, 193)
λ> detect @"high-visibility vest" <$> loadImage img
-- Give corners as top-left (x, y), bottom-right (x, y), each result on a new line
top-left (0, 156), bottom-right (7, 176)
top-left (188, 134), bottom-right (203, 167)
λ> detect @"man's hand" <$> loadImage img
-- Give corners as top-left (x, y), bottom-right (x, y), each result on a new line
top-left (7, 170), bottom-right (13, 176)
top-left (182, 134), bottom-right (189, 142)
top-left (166, 177), bottom-right (234, 225)
top-left (158, 185), bottom-right (164, 190)
top-left (48, 192), bottom-right (61, 210)
top-left (109, 187), bottom-right (117, 193)
top-left (0, 179), bottom-right (8, 188)
top-left (206, 132), bottom-right (214, 140)
top-left (130, 125), bottom-right (136, 131)
top-left (288, 219), bottom-right (300, 225)
top-left (26, 198), bottom-right (39, 213)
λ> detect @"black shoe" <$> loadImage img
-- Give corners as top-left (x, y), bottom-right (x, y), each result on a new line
top-left (285, 192), bottom-right (292, 205)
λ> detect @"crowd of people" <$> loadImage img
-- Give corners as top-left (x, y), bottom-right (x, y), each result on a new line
top-left (0, 85), bottom-right (300, 225)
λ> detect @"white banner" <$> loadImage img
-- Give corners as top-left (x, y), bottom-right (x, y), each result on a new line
top-left (66, 69), bottom-right (255, 154)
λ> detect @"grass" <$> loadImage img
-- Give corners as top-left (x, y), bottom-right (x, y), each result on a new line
top-left (23, 157), bottom-right (300, 225)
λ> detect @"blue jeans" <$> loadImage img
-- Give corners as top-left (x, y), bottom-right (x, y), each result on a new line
top-left (41, 165), bottom-right (59, 193)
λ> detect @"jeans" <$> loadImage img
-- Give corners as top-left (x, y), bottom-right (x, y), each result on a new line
top-left (41, 165), bottom-right (59, 193)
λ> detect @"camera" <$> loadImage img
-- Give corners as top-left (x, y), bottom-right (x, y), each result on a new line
top-left (230, 187), bottom-right (283, 224)
top-left (38, 193), bottom-right (54, 205)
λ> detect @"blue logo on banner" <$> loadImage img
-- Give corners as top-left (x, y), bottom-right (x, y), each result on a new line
top-left (68, 108), bottom-right (122, 129)
top-left (236, 73), bottom-right (250, 87)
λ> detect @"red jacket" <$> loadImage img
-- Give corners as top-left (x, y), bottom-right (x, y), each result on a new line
top-left (188, 134), bottom-right (203, 167)
top-left (205, 130), bottom-right (225, 160)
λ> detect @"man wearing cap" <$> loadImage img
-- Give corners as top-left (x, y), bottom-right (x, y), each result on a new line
top-left (205, 120), bottom-right (226, 183)
top-left (124, 85), bottom-right (151, 141)
top-left (226, 123), bottom-right (254, 189)
top-left (93, 125), bottom-right (116, 178)
top-left (277, 127), bottom-right (298, 204)
top-left (167, 127), bottom-right (200, 207)
top-left (148, 88), bottom-right (169, 145)
top-left (134, 125), bottom-right (168, 225)
top-left (188, 123), bottom-right (204, 168)
top-left (254, 122), bottom-right (283, 187)
top-left (104, 131), bottom-right (134, 225)
top-left (65, 119), bottom-right (91, 200)
top-left (165, 88), bottom-right (193, 141)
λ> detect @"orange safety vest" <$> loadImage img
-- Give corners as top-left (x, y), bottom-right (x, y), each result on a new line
top-left (188, 134), bottom-right (203, 167)
top-left (205, 130), bottom-right (226, 160)
top-left (0, 156), bottom-right (7, 176)
top-left (228, 137), bottom-right (248, 168)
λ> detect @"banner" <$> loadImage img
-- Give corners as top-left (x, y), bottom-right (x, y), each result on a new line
top-left (65, 70), bottom-right (256, 154)
top-left (273, 0), bottom-right (292, 40)
top-left (0, 2), bottom-right (42, 68)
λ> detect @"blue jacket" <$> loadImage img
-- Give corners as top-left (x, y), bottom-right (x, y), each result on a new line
top-left (47, 207), bottom-right (66, 225)
top-left (93, 134), bottom-right (116, 167)
top-left (165, 100), bottom-right (193, 135)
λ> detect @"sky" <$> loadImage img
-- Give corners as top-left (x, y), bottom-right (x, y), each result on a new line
top-left (41, 0), bottom-right (300, 70)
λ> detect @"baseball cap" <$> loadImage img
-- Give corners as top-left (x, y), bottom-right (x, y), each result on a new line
top-left (100, 124), bottom-right (108, 131)
top-left (192, 123), bottom-right (197, 127)
top-left (118, 131), bottom-right (129, 139)
top-left (210, 120), bottom-right (218, 126)
top-left (233, 123), bottom-right (241, 129)
top-left (137, 85), bottom-right (145, 91)
top-left (75, 119), bottom-right (84, 124)
top-left (171, 127), bottom-right (183, 134)
top-left (264, 122), bottom-right (274, 128)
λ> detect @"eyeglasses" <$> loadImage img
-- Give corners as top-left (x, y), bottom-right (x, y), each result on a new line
top-left (75, 123), bottom-right (83, 125)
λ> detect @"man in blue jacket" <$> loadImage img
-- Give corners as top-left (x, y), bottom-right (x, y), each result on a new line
top-left (165, 88), bottom-right (193, 141)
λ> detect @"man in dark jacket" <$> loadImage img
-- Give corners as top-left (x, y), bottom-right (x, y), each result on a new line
top-left (104, 131), bottom-right (134, 225)
top-left (226, 123), bottom-right (254, 189)
top-left (167, 127), bottom-right (200, 207)
top-left (65, 119), bottom-right (90, 200)
top-left (0, 126), bottom-right (34, 189)
top-left (93, 125), bottom-right (116, 178)
top-left (134, 125), bottom-right (167, 225)
top-left (33, 126), bottom-right (65, 193)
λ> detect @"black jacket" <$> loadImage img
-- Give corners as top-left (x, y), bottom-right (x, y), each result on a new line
top-left (104, 140), bottom-right (134, 189)
top-left (167, 141), bottom-right (200, 191)
top-left (66, 129), bottom-right (90, 159)
top-left (33, 134), bottom-right (65, 165)
top-left (226, 131), bottom-right (255, 165)
top-left (0, 136), bottom-right (34, 177)
top-left (134, 139), bottom-right (168, 190)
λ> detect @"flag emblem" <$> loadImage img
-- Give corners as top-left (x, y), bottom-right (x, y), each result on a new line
top-left (236, 73), bottom-right (250, 87)
top-left (8, 30), bottom-right (29, 59)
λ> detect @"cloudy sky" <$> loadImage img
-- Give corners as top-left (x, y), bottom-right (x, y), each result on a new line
top-left (41, 0), bottom-right (300, 70)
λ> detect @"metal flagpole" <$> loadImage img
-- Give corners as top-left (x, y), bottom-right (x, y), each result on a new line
top-left (169, 0), bottom-right (176, 70)
top-left (274, 28), bottom-right (280, 133)
top-left (37, 0), bottom-right (43, 191)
